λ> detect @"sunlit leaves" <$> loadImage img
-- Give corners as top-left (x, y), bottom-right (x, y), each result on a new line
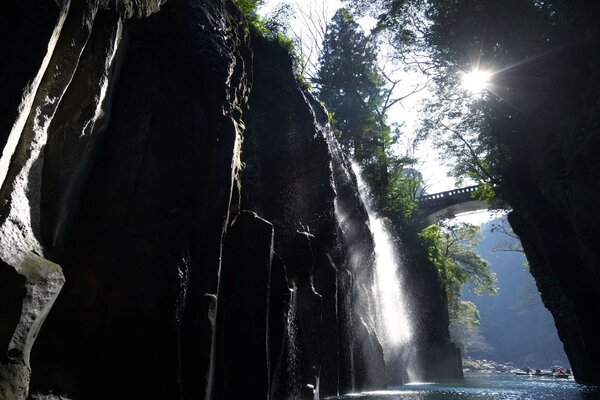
top-left (419, 221), bottom-right (497, 325)
top-left (234, 0), bottom-right (264, 16)
top-left (318, 8), bottom-right (404, 212)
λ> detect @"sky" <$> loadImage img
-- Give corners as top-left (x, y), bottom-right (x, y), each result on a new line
top-left (258, 0), bottom-right (494, 225)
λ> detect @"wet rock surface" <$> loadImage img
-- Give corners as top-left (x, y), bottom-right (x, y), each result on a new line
top-left (507, 179), bottom-right (600, 384)
top-left (0, 1), bottom-right (461, 399)
top-left (0, 257), bottom-right (65, 400)
top-left (213, 211), bottom-right (273, 400)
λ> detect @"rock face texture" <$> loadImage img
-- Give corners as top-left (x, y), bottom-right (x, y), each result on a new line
top-left (0, 257), bottom-right (64, 400)
top-left (0, 1), bottom-right (460, 399)
top-left (398, 234), bottom-right (463, 382)
top-left (508, 189), bottom-right (600, 384)
top-left (497, 26), bottom-right (600, 383)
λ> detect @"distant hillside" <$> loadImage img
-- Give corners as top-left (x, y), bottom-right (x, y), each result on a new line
top-left (461, 216), bottom-right (569, 368)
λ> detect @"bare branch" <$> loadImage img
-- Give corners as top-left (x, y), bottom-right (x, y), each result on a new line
top-left (439, 121), bottom-right (498, 184)
top-left (490, 218), bottom-right (524, 253)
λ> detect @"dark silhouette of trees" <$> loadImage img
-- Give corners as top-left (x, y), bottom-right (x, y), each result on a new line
top-left (317, 8), bottom-right (422, 217)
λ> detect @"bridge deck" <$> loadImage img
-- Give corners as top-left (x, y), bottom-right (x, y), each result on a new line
top-left (417, 185), bottom-right (480, 208)
top-left (415, 185), bottom-right (489, 222)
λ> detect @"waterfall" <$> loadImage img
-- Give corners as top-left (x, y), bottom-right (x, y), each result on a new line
top-left (350, 162), bottom-right (413, 371)
top-left (286, 285), bottom-right (301, 400)
top-left (175, 251), bottom-right (190, 400)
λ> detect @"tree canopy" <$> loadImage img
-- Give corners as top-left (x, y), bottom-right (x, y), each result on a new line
top-left (419, 221), bottom-right (496, 323)
top-left (339, 0), bottom-right (600, 360)
top-left (317, 8), bottom-right (425, 221)
top-left (347, 0), bottom-right (600, 208)
top-left (317, 9), bottom-right (391, 201)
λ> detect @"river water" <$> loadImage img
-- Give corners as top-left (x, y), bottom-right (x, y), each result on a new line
top-left (328, 374), bottom-right (600, 400)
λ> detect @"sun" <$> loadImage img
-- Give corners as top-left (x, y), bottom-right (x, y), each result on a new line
top-left (461, 69), bottom-right (492, 94)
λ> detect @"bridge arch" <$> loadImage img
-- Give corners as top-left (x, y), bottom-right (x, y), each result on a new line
top-left (417, 185), bottom-right (489, 222)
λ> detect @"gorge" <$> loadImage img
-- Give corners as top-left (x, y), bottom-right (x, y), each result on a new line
top-left (0, 1), bottom-right (460, 399)
top-left (2, 0), bottom-right (600, 399)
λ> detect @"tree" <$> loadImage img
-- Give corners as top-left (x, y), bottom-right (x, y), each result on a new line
top-left (449, 313), bottom-right (493, 355)
top-left (349, 0), bottom-right (600, 201)
top-left (317, 8), bottom-right (404, 211)
top-left (490, 217), bottom-right (524, 255)
top-left (317, 9), bottom-right (385, 153)
top-left (263, 0), bottom-right (331, 82)
top-left (349, 1), bottom-right (600, 373)
top-left (419, 220), bottom-right (497, 354)
top-left (234, 0), bottom-right (264, 19)
top-left (419, 221), bottom-right (497, 325)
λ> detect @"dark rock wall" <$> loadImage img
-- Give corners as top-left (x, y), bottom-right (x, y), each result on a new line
top-left (1, 1), bottom-right (246, 398)
top-left (507, 180), bottom-right (600, 383)
top-left (0, 0), bottom-right (64, 154)
top-left (398, 231), bottom-right (464, 382)
top-left (240, 33), bottom-right (388, 396)
top-left (0, 1), bottom-right (459, 399)
top-left (497, 34), bottom-right (600, 383)
top-left (464, 3), bottom-right (600, 383)
top-left (213, 211), bottom-right (273, 400)
top-left (327, 131), bottom-right (387, 391)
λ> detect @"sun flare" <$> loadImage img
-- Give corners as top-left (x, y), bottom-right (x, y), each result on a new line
top-left (461, 69), bottom-right (492, 93)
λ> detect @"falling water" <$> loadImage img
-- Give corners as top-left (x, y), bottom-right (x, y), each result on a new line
top-left (286, 285), bottom-right (301, 400)
top-left (175, 251), bottom-right (190, 400)
top-left (350, 162), bottom-right (413, 359)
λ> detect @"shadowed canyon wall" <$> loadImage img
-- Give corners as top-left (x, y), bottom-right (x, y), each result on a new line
top-left (0, 1), bottom-right (460, 399)
top-left (495, 24), bottom-right (600, 383)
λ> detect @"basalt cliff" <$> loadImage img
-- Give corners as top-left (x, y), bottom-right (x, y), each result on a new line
top-left (0, 1), bottom-right (460, 399)
top-left (494, 15), bottom-right (600, 384)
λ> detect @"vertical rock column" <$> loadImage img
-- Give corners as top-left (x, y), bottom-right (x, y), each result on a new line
top-left (0, 1), bottom-right (87, 398)
top-left (0, 0), bottom-right (69, 185)
top-left (0, 0), bottom-right (249, 398)
top-left (0, 258), bottom-right (64, 400)
top-left (213, 211), bottom-right (274, 400)
top-left (267, 254), bottom-right (292, 399)
top-left (285, 232), bottom-right (324, 399)
top-left (241, 32), bottom-right (344, 398)
top-left (328, 134), bottom-right (387, 392)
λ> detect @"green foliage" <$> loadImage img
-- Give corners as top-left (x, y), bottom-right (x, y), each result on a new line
top-left (233, 0), bottom-right (264, 19)
top-left (449, 318), bottom-right (492, 355)
top-left (352, 0), bottom-right (600, 215)
top-left (473, 183), bottom-right (496, 204)
top-left (348, 0), bottom-right (600, 354)
top-left (419, 221), bottom-right (497, 324)
top-left (317, 8), bottom-right (415, 216)
top-left (233, 0), bottom-right (269, 37)
top-left (416, 82), bottom-right (498, 186)
top-left (317, 8), bottom-right (385, 150)
top-left (383, 162), bottom-right (422, 221)
top-left (233, 0), bottom-right (311, 90)
top-left (455, 300), bottom-right (480, 329)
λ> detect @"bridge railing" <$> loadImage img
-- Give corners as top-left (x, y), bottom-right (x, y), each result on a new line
top-left (416, 185), bottom-right (480, 205)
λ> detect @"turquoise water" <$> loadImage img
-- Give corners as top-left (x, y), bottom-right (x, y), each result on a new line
top-left (329, 374), bottom-right (600, 400)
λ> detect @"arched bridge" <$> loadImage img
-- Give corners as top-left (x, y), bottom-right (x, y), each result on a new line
top-left (417, 185), bottom-right (488, 221)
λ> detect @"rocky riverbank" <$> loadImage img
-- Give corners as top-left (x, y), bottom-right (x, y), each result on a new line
top-left (463, 357), bottom-right (573, 378)
top-left (463, 358), bottom-right (517, 374)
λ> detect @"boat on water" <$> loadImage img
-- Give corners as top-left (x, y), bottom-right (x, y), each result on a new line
top-left (551, 367), bottom-right (572, 379)
top-left (512, 367), bottom-right (572, 379)
top-left (512, 367), bottom-right (534, 376)
top-left (513, 370), bottom-right (532, 376)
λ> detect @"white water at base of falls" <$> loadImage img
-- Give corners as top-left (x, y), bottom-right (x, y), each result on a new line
top-left (351, 162), bottom-right (413, 357)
